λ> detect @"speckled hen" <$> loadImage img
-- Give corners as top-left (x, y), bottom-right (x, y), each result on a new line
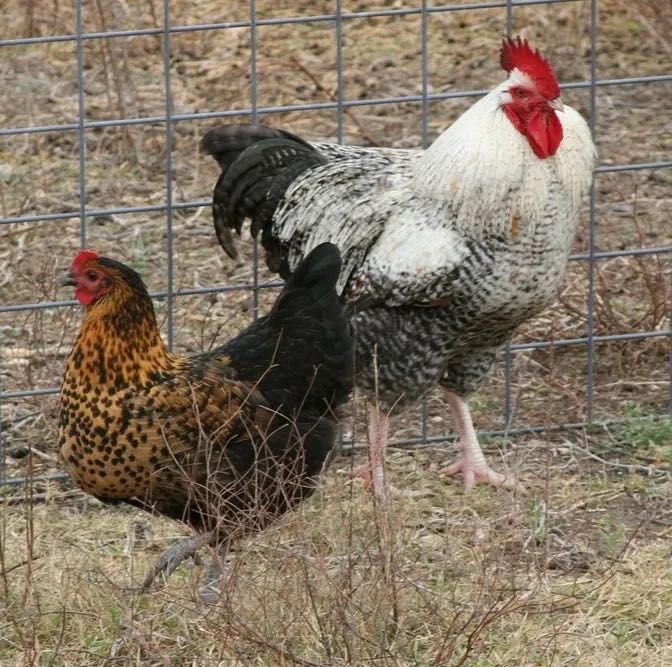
top-left (58, 244), bottom-right (353, 596)
top-left (200, 37), bottom-right (596, 495)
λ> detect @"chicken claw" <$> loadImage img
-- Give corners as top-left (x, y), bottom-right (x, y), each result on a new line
top-left (442, 456), bottom-right (522, 493)
top-left (141, 533), bottom-right (212, 591)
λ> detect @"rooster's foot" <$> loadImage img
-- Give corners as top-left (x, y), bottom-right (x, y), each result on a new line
top-left (442, 457), bottom-right (522, 493)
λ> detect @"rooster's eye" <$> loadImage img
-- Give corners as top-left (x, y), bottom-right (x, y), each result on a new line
top-left (515, 88), bottom-right (528, 98)
top-left (86, 271), bottom-right (97, 281)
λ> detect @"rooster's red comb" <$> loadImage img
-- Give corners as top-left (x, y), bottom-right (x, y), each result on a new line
top-left (71, 249), bottom-right (99, 272)
top-left (500, 36), bottom-right (560, 100)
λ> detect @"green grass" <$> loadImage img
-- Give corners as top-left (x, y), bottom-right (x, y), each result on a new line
top-left (612, 404), bottom-right (672, 452)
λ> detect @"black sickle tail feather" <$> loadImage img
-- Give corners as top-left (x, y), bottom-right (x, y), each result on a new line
top-left (200, 124), bottom-right (327, 272)
top-left (217, 242), bottom-right (354, 413)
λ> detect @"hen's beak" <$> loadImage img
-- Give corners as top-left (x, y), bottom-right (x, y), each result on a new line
top-left (58, 271), bottom-right (77, 287)
top-left (548, 97), bottom-right (564, 112)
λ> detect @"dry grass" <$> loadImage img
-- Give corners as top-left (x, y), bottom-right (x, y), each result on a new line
top-left (1, 440), bottom-right (671, 665)
top-left (1, 0), bottom-right (671, 664)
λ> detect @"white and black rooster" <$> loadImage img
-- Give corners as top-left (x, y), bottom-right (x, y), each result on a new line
top-left (201, 37), bottom-right (596, 495)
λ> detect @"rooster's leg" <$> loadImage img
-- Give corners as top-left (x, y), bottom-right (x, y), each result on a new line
top-left (141, 532), bottom-right (214, 591)
top-left (442, 391), bottom-right (519, 491)
top-left (351, 403), bottom-right (389, 497)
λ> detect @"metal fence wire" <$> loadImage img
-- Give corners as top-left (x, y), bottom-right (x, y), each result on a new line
top-left (1, 0), bottom-right (671, 487)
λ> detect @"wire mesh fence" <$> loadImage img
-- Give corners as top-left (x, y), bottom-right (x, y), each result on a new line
top-left (1, 0), bottom-right (670, 487)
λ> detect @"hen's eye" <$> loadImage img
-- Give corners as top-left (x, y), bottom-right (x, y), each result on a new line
top-left (86, 271), bottom-right (97, 281)
top-left (515, 88), bottom-right (528, 98)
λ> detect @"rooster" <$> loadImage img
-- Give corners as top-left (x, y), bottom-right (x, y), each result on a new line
top-left (58, 243), bottom-right (353, 597)
top-left (200, 37), bottom-right (595, 495)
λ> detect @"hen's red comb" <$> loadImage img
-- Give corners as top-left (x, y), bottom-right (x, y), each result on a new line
top-left (71, 249), bottom-right (99, 272)
top-left (500, 36), bottom-right (560, 100)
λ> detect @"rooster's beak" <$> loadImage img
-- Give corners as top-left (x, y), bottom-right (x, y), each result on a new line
top-left (548, 97), bottom-right (564, 112)
top-left (58, 271), bottom-right (77, 287)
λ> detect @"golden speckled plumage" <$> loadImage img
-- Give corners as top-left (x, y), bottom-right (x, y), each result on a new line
top-left (58, 246), bottom-right (354, 542)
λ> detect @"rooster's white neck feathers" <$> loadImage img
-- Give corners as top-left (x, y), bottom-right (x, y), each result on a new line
top-left (411, 76), bottom-right (595, 236)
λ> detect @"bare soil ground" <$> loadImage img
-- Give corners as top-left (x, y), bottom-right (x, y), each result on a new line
top-left (1, 1), bottom-right (671, 665)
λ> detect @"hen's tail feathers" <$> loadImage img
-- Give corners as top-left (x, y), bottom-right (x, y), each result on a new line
top-left (269, 242), bottom-right (354, 409)
top-left (220, 243), bottom-right (354, 412)
top-left (278, 241), bottom-right (342, 296)
top-left (201, 124), bottom-right (326, 272)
